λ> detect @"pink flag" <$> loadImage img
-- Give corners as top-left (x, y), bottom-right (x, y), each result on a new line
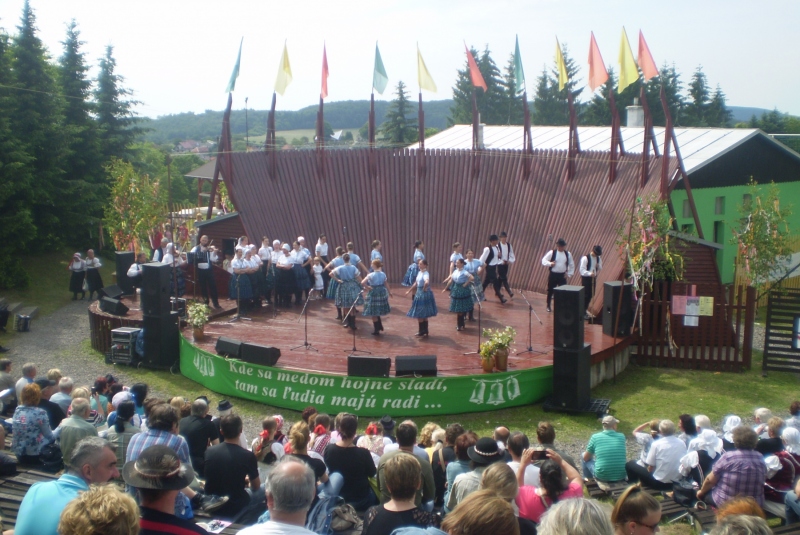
top-left (588, 32), bottom-right (609, 91)
top-left (321, 44), bottom-right (329, 99)
top-left (465, 43), bottom-right (487, 91)
top-left (638, 31), bottom-right (659, 81)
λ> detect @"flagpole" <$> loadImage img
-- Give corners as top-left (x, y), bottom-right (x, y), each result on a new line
top-left (522, 89), bottom-right (532, 177)
top-left (418, 91), bottom-right (425, 178)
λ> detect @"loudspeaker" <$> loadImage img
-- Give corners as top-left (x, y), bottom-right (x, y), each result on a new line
top-left (115, 252), bottom-right (136, 295)
top-left (603, 281), bottom-right (633, 337)
top-left (142, 263), bottom-right (170, 317)
top-left (141, 312), bottom-right (179, 369)
top-left (347, 356), bottom-right (391, 377)
top-left (553, 285), bottom-right (584, 349)
top-left (395, 355), bottom-right (437, 377)
top-left (215, 336), bottom-right (242, 358)
top-left (240, 343), bottom-right (281, 366)
top-left (552, 344), bottom-right (591, 410)
top-left (100, 297), bottom-right (129, 316)
top-left (222, 238), bottom-right (237, 257)
top-left (99, 284), bottom-right (124, 300)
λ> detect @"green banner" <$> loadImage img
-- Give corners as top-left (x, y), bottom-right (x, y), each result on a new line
top-left (180, 337), bottom-right (552, 417)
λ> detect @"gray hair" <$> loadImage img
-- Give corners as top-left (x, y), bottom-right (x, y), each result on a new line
top-left (22, 362), bottom-right (36, 377)
top-left (538, 498), bottom-right (614, 535)
top-left (71, 397), bottom-right (91, 417)
top-left (695, 415), bottom-right (711, 430)
top-left (709, 514), bottom-right (771, 535)
top-left (267, 457), bottom-right (316, 513)
top-left (59, 377), bottom-right (74, 392)
top-left (659, 419), bottom-right (676, 436)
top-left (69, 437), bottom-right (114, 470)
top-left (754, 408), bottom-right (772, 422)
top-left (190, 399), bottom-right (208, 417)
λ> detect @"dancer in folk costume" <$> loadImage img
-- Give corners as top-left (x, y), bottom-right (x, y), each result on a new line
top-left (369, 240), bottom-right (383, 272)
top-left (229, 248), bottom-right (255, 312)
top-left (68, 252), bottom-right (86, 300)
top-left (362, 259), bottom-right (393, 335)
top-left (331, 253), bottom-right (364, 328)
top-left (345, 242), bottom-right (369, 277)
top-left (84, 249), bottom-right (104, 301)
top-left (274, 244), bottom-right (297, 308)
top-left (402, 241), bottom-right (425, 287)
top-left (463, 249), bottom-right (485, 322)
top-left (449, 242), bottom-right (464, 273)
top-left (324, 246), bottom-right (345, 304)
top-left (443, 258), bottom-right (474, 331)
top-left (405, 259), bottom-right (437, 337)
top-left (310, 257), bottom-right (325, 299)
top-left (291, 240), bottom-right (312, 303)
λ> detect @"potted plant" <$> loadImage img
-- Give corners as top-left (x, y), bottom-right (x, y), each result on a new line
top-left (186, 300), bottom-right (212, 341)
top-left (479, 326), bottom-right (516, 372)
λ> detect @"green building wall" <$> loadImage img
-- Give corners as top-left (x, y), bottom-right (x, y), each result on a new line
top-left (672, 183), bottom-right (800, 284)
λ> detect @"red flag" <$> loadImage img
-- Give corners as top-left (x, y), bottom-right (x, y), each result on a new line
top-left (321, 44), bottom-right (329, 99)
top-left (638, 31), bottom-right (659, 81)
top-left (465, 43), bottom-right (487, 91)
top-left (587, 32), bottom-right (609, 92)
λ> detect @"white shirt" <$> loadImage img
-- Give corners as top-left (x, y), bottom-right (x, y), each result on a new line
top-left (237, 521), bottom-right (315, 535)
top-left (579, 254), bottom-right (603, 278)
top-left (276, 255), bottom-right (292, 268)
top-left (127, 263), bottom-right (143, 278)
top-left (191, 246), bottom-right (219, 270)
top-left (507, 460), bottom-right (540, 487)
top-left (498, 241), bottom-right (515, 264)
top-left (645, 435), bottom-right (687, 483)
top-left (69, 259), bottom-right (85, 272)
top-left (85, 257), bottom-right (102, 269)
top-left (162, 253), bottom-right (185, 266)
top-left (291, 249), bottom-right (309, 266)
top-left (479, 245), bottom-right (503, 266)
top-left (316, 241), bottom-right (329, 257)
top-left (258, 246), bottom-right (272, 262)
top-left (541, 250), bottom-right (574, 276)
top-left (634, 432), bottom-right (655, 467)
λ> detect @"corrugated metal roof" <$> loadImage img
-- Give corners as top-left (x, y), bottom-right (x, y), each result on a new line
top-left (184, 158), bottom-right (218, 180)
top-left (413, 126), bottom-right (770, 175)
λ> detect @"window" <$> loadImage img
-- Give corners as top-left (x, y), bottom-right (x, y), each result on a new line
top-left (742, 193), bottom-right (752, 208)
top-left (714, 221), bottom-right (725, 244)
top-left (715, 196), bottom-right (725, 215)
top-left (682, 199), bottom-right (691, 218)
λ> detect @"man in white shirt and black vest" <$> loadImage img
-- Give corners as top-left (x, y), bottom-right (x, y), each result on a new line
top-left (191, 235), bottom-right (221, 309)
top-left (579, 245), bottom-right (603, 319)
top-left (497, 231), bottom-right (516, 299)
top-left (480, 234), bottom-right (507, 304)
top-left (126, 253), bottom-right (148, 291)
top-left (541, 238), bottom-right (574, 313)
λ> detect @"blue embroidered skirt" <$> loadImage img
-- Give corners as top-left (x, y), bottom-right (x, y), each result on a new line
top-left (336, 279), bottom-right (364, 308)
top-left (263, 264), bottom-right (276, 291)
top-left (449, 283), bottom-right (473, 313)
top-left (402, 263), bottom-right (419, 287)
top-left (229, 273), bottom-right (254, 300)
top-left (470, 278), bottom-right (485, 304)
top-left (293, 265), bottom-right (312, 290)
top-left (326, 278), bottom-right (339, 299)
top-left (407, 287), bottom-right (438, 318)
top-left (363, 286), bottom-right (390, 316)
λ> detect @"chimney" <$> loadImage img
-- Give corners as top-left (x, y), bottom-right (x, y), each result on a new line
top-left (477, 123), bottom-right (485, 149)
top-left (626, 97), bottom-right (644, 127)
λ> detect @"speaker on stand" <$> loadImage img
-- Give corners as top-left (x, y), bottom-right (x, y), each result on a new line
top-left (603, 281), bottom-right (633, 337)
top-left (115, 252), bottom-right (136, 295)
top-left (140, 263), bottom-right (179, 370)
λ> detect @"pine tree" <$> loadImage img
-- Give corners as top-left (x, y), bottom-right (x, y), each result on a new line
top-left (380, 81), bottom-right (418, 146)
top-left (499, 53), bottom-right (525, 125)
top-left (448, 46), bottom-right (508, 126)
top-left (683, 66), bottom-right (710, 126)
top-left (642, 62), bottom-right (685, 126)
top-left (532, 43), bottom-right (582, 125)
top-left (707, 85), bottom-right (733, 127)
top-left (582, 69), bottom-right (617, 126)
top-left (95, 45), bottom-right (143, 163)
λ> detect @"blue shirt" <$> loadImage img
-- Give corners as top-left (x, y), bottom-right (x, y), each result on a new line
top-left (348, 252), bottom-right (362, 265)
top-left (451, 268), bottom-right (470, 284)
top-left (334, 264), bottom-right (359, 282)
top-left (331, 257), bottom-right (344, 268)
top-left (464, 259), bottom-right (483, 275)
top-left (413, 250), bottom-right (425, 262)
top-left (15, 473), bottom-right (88, 535)
top-left (366, 271), bottom-right (387, 287)
top-left (450, 252), bottom-right (464, 264)
top-left (371, 250), bottom-right (383, 262)
top-left (416, 271), bottom-right (430, 288)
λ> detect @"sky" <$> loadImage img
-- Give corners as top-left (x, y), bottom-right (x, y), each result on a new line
top-left (1, 0), bottom-right (798, 119)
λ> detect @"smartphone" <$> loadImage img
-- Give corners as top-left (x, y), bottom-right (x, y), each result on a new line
top-left (91, 386), bottom-right (97, 396)
top-left (531, 448), bottom-right (548, 461)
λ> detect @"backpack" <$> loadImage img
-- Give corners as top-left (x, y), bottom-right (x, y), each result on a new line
top-left (39, 442), bottom-right (63, 473)
top-left (306, 495), bottom-right (345, 535)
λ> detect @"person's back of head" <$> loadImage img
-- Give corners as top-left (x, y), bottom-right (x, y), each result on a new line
top-left (58, 485), bottom-right (139, 535)
top-left (147, 404), bottom-right (179, 432)
top-left (385, 453), bottom-right (421, 501)
top-left (47, 368), bottom-right (62, 383)
top-left (538, 497), bottom-right (614, 535)
top-left (69, 437), bottom-right (115, 478)
top-left (419, 422), bottom-right (441, 448)
top-left (71, 397), bottom-right (91, 418)
top-left (314, 413), bottom-right (331, 432)
top-left (715, 496), bottom-right (766, 522)
top-left (539, 459), bottom-right (567, 501)
top-left (220, 413), bottom-right (242, 440)
top-left (455, 432), bottom-right (478, 461)
top-left (445, 423), bottom-right (465, 446)
top-left (709, 514), bottom-right (771, 535)
top-left (493, 426), bottom-right (510, 445)
top-left (441, 489), bottom-right (519, 535)
top-left (480, 462), bottom-right (518, 502)
top-left (268, 457), bottom-right (316, 518)
top-left (679, 414), bottom-right (697, 436)
top-left (537, 421), bottom-right (556, 444)
top-left (659, 419), bottom-right (676, 437)
top-left (695, 414), bottom-right (712, 430)
top-left (396, 422), bottom-right (418, 448)
top-left (143, 397), bottom-right (166, 419)
top-left (289, 421), bottom-right (310, 451)
top-left (20, 383), bottom-right (41, 406)
top-left (338, 413), bottom-right (358, 440)
top-left (732, 425), bottom-right (759, 450)
top-left (767, 417), bottom-right (784, 438)
top-left (262, 416), bottom-right (277, 436)
top-left (301, 406), bottom-right (318, 426)
top-left (190, 399), bottom-right (208, 417)
top-left (507, 431), bottom-right (530, 458)
top-left (114, 401), bottom-right (136, 433)
top-left (754, 408), bottom-right (772, 423)
top-left (611, 485), bottom-right (661, 533)
top-left (130, 383), bottom-right (148, 408)
top-left (22, 362), bottom-right (36, 378)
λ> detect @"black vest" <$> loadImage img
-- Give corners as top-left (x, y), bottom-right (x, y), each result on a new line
top-left (549, 249), bottom-right (570, 272)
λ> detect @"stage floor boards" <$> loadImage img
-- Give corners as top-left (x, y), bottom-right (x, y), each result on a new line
top-left (187, 284), bottom-right (623, 377)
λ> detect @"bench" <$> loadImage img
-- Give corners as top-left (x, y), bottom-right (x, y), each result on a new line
top-left (12, 306), bottom-right (38, 331)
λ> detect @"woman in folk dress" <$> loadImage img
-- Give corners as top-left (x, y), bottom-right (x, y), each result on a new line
top-left (402, 241), bottom-right (425, 287)
top-left (464, 248), bottom-right (485, 322)
top-left (404, 258), bottom-right (437, 337)
top-left (362, 259), bottom-right (393, 335)
top-left (84, 249), bottom-right (104, 301)
top-left (332, 254), bottom-right (364, 329)
top-left (68, 252), bottom-right (86, 300)
top-left (442, 258), bottom-right (474, 331)
top-left (324, 247), bottom-right (345, 306)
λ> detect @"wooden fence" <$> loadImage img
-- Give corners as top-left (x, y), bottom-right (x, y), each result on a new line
top-left (733, 236), bottom-right (800, 309)
top-left (634, 282), bottom-right (755, 372)
top-left (763, 288), bottom-right (800, 373)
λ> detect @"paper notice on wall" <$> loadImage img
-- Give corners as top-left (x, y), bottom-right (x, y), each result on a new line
top-left (672, 295), bottom-right (686, 315)
top-left (686, 297), bottom-right (700, 316)
top-left (684, 315), bottom-right (699, 327)
top-left (698, 297), bottom-right (714, 316)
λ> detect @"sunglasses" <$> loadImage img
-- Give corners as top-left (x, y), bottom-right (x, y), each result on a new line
top-left (636, 520), bottom-right (660, 532)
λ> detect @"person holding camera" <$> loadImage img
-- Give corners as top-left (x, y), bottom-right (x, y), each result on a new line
top-left (515, 447), bottom-right (583, 524)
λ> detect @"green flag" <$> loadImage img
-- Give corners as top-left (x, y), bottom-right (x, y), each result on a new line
top-left (225, 37), bottom-right (243, 93)
top-left (513, 35), bottom-right (525, 92)
top-left (373, 42), bottom-right (388, 94)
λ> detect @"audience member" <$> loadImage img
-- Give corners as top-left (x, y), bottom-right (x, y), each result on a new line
top-left (688, 428), bottom-right (725, 477)
top-left (252, 416), bottom-right (285, 483)
top-left (697, 426), bottom-right (766, 507)
top-left (377, 421), bottom-right (435, 508)
top-left (58, 485), bottom-right (139, 535)
top-left (50, 376), bottom-right (74, 414)
top-left (35, 376), bottom-right (64, 429)
top-left (480, 462), bottom-right (537, 535)
top-left (626, 419), bottom-right (686, 490)
top-left (12, 383), bottom-right (54, 464)
top-left (610, 485), bottom-right (661, 535)
top-left (715, 496), bottom-right (765, 522)
top-left (357, 421), bottom-right (387, 459)
top-left (516, 447), bottom-right (583, 523)
top-left (426, 428), bottom-right (446, 463)
top-left (441, 489), bottom-right (520, 535)
top-left (786, 402), bottom-right (800, 430)
top-left (381, 415), bottom-right (397, 444)
top-left (678, 414), bottom-right (698, 447)
top-left (0, 359), bottom-right (15, 410)
top-left (311, 413), bottom-right (332, 454)
top-left (536, 421), bottom-right (577, 469)
top-left (506, 431), bottom-right (541, 486)
top-left (92, 376), bottom-right (111, 415)
top-left (15, 361), bottom-right (36, 401)
top-left (122, 444), bottom-right (209, 535)
top-left (444, 431), bottom-right (477, 507)
top-left (384, 420), bottom-right (430, 464)
top-left (418, 422), bottom-right (441, 450)
top-left (709, 514), bottom-right (771, 535)
top-left (364, 453), bottom-right (440, 535)
top-left (537, 497), bottom-right (614, 535)
top-left (15, 436), bottom-right (120, 535)
top-left (301, 406), bottom-right (318, 428)
top-left (784, 472), bottom-right (800, 523)
top-left (58, 397), bottom-right (99, 463)
top-left (213, 400), bottom-right (249, 449)
top-left (755, 416), bottom-right (785, 455)
top-left (179, 398), bottom-right (219, 478)
top-left (323, 413), bottom-right (377, 511)
top-left (753, 408), bottom-right (772, 439)
top-left (445, 436), bottom-right (504, 512)
top-left (721, 415), bottom-right (742, 451)
top-left (140, 396), bottom-right (167, 431)
top-left (695, 414), bottom-right (712, 431)
top-left (627, 419), bottom-right (659, 474)
top-left (106, 400), bottom-right (141, 472)
top-left (286, 421), bottom-right (338, 500)
top-left (170, 396), bottom-right (191, 419)
top-left (494, 426), bottom-right (512, 460)
top-left (783, 427), bottom-right (800, 461)
top-left (583, 415), bottom-right (627, 485)
top-left (71, 386), bottom-right (106, 426)
top-left (130, 383), bottom-right (149, 417)
top-left (430, 422), bottom-right (463, 507)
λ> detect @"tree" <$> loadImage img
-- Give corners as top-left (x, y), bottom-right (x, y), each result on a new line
top-left (499, 53), bottom-right (525, 125)
top-left (448, 46), bottom-right (507, 126)
top-left (683, 66), bottom-right (710, 126)
top-left (642, 62), bottom-right (684, 126)
top-left (582, 69), bottom-right (617, 126)
top-left (95, 45), bottom-right (143, 163)
top-left (532, 43), bottom-right (582, 125)
top-left (380, 81), bottom-right (418, 146)
top-left (104, 158), bottom-right (166, 253)
top-left (706, 85), bottom-right (733, 127)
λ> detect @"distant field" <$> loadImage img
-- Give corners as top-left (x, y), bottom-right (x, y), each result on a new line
top-left (249, 128), bottom-right (358, 145)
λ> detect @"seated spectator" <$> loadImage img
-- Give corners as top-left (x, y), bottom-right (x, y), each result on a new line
top-left (445, 436), bottom-right (504, 512)
top-left (494, 426), bottom-right (512, 460)
top-left (480, 462), bottom-right (537, 535)
top-left (105, 400), bottom-right (140, 473)
top-left (311, 413), bottom-right (332, 454)
top-left (57, 485), bottom-right (139, 535)
top-left (688, 428), bottom-right (725, 477)
top-left (678, 414), bottom-right (698, 447)
top-left (109, 390), bottom-right (142, 428)
top-left (784, 471), bottom-right (800, 523)
top-left (122, 444), bottom-right (209, 535)
top-left (286, 421), bottom-right (338, 499)
top-left (783, 427), bottom-right (800, 462)
top-left (697, 426), bottom-right (766, 507)
top-left (357, 421), bottom-right (387, 459)
top-left (611, 485), bottom-right (662, 535)
top-left (170, 396), bottom-right (191, 418)
top-left (430, 423), bottom-right (463, 508)
top-left (426, 428), bottom-right (446, 463)
top-left (628, 419), bottom-right (660, 472)
top-left (212, 400), bottom-right (248, 449)
top-left (537, 497), bottom-right (614, 535)
top-left (385, 420), bottom-right (430, 464)
top-left (709, 514), bottom-right (771, 535)
top-left (418, 422), bottom-right (441, 450)
top-left (583, 416), bottom-right (627, 485)
top-left (204, 413), bottom-right (264, 523)
top-left (238, 457), bottom-right (318, 535)
top-left (381, 415), bottom-right (396, 443)
top-left (273, 414), bottom-right (287, 445)
top-left (626, 419), bottom-right (686, 490)
top-left (251, 416), bottom-right (285, 483)
top-left (323, 413), bottom-right (377, 511)
top-left (35, 377), bottom-right (65, 430)
top-left (377, 421), bottom-right (435, 509)
top-left (16, 436), bottom-right (120, 535)
top-left (0, 359), bottom-right (16, 411)
top-left (506, 431), bottom-right (541, 486)
top-left (755, 416), bottom-right (785, 455)
top-left (71, 386), bottom-right (106, 427)
top-left (786, 402), bottom-right (800, 430)
top-left (444, 431), bottom-right (477, 507)
top-left (91, 376), bottom-right (111, 415)
top-left (441, 489), bottom-right (520, 535)
top-left (15, 361), bottom-right (36, 401)
top-left (129, 383), bottom-right (148, 418)
top-left (753, 408), bottom-right (772, 439)
top-left (516, 447), bottom-right (583, 523)
top-left (179, 398), bottom-right (219, 478)
top-left (301, 406), bottom-right (318, 428)
top-left (536, 421), bottom-right (577, 469)
top-left (328, 412), bottom-right (345, 444)
top-left (57, 397), bottom-right (99, 463)
top-left (12, 383), bottom-right (54, 465)
top-left (721, 415), bottom-right (742, 451)
top-left (364, 453), bottom-right (440, 535)
top-left (695, 414), bottom-right (712, 432)
top-left (715, 496), bottom-right (765, 523)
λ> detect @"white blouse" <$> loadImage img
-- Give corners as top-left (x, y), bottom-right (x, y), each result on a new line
top-left (85, 257), bottom-right (102, 269)
top-left (69, 260), bottom-right (85, 272)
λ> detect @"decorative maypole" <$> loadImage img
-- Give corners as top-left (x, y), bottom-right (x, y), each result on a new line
top-left (513, 36), bottom-right (533, 177)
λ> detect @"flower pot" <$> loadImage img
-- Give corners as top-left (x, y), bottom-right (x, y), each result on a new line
top-left (480, 356), bottom-right (495, 373)
top-left (493, 348), bottom-right (509, 372)
top-left (192, 326), bottom-right (205, 342)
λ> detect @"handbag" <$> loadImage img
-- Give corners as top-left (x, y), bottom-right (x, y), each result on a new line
top-left (330, 503), bottom-right (363, 532)
top-left (40, 442), bottom-right (63, 473)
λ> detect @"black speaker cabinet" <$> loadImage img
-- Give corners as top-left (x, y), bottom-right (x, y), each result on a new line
top-left (347, 356), bottom-right (391, 377)
top-left (603, 281), bottom-right (633, 337)
top-left (240, 343), bottom-right (281, 366)
top-left (141, 263), bottom-right (170, 317)
top-left (395, 355), bottom-right (437, 377)
top-left (215, 336), bottom-right (242, 358)
top-left (552, 344), bottom-right (591, 410)
top-left (142, 312), bottom-right (179, 369)
top-left (553, 285), bottom-right (584, 349)
top-left (100, 296), bottom-right (129, 316)
top-left (222, 238), bottom-right (237, 257)
top-left (115, 252), bottom-right (136, 295)
top-left (99, 284), bottom-right (124, 300)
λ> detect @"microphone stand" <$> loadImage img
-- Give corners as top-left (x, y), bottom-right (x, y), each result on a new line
top-left (517, 290), bottom-right (546, 355)
top-left (228, 273), bottom-right (251, 323)
top-left (463, 285), bottom-right (482, 355)
top-left (290, 291), bottom-right (318, 351)
top-left (343, 292), bottom-right (371, 356)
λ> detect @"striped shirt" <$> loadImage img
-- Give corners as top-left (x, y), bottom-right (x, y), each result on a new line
top-left (586, 430), bottom-right (627, 481)
top-left (126, 429), bottom-right (192, 516)
top-left (711, 449), bottom-right (766, 506)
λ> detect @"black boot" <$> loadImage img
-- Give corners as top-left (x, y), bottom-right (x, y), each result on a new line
top-left (346, 314), bottom-right (357, 330)
top-left (468, 309), bottom-right (475, 322)
top-left (372, 321), bottom-right (381, 335)
top-left (424, 320), bottom-right (430, 336)
top-left (336, 307), bottom-right (343, 320)
top-left (378, 317), bottom-right (384, 332)
top-left (72, 293), bottom-right (77, 301)
top-left (415, 321), bottom-right (425, 337)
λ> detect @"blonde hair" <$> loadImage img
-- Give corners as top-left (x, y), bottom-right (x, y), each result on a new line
top-left (289, 421), bottom-right (310, 452)
top-left (47, 369), bottom-right (63, 383)
top-left (768, 417), bottom-right (785, 437)
top-left (539, 498), bottom-right (614, 535)
top-left (441, 490), bottom-right (520, 535)
top-left (72, 386), bottom-right (91, 400)
top-left (418, 422), bottom-right (441, 448)
top-left (384, 453), bottom-right (421, 501)
top-left (611, 485), bottom-right (661, 527)
top-left (58, 485), bottom-right (140, 535)
top-left (480, 462), bottom-right (518, 501)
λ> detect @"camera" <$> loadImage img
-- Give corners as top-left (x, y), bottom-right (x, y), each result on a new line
top-left (531, 448), bottom-right (548, 461)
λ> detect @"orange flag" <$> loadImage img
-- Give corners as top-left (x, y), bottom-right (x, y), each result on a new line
top-left (637, 31), bottom-right (659, 81)
top-left (587, 32), bottom-right (609, 92)
top-left (465, 43), bottom-right (487, 91)
top-left (321, 44), bottom-right (329, 99)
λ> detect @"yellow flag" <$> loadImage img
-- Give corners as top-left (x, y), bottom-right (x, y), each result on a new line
top-left (417, 44), bottom-right (437, 93)
top-left (555, 38), bottom-right (568, 91)
top-left (618, 27), bottom-right (639, 93)
top-left (274, 41), bottom-right (292, 96)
